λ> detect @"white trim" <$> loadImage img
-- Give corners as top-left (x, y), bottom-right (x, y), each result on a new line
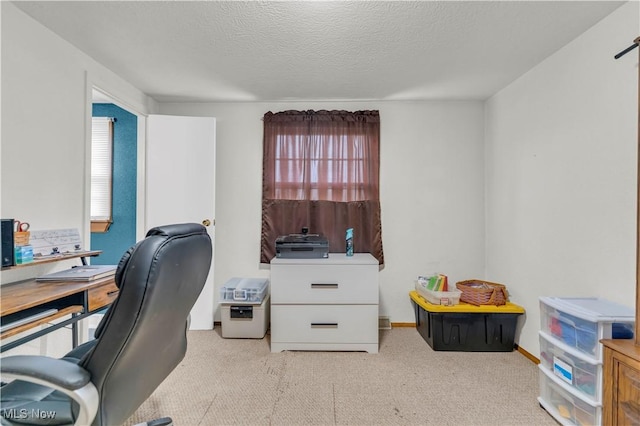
top-left (85, 72), bottom-right (147, 245)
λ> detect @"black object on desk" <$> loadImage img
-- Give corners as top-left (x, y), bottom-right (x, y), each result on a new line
top-left (1, 219), bottom-right (15, 267)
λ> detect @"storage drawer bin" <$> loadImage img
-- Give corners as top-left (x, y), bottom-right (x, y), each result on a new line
top-left (539, 297), bottom-right (634, 361)
top-left (538, 365), bottom-right (601, 426)
top-left (410, 290), bottom-right (524, 352)
top-left (539, 331), bottom-right (601, 402)
top-left (220, 277), bottom-right (269, 304)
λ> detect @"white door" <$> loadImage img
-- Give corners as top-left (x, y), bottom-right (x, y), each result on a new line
top-left (146, 115), bottom-right (216, 330)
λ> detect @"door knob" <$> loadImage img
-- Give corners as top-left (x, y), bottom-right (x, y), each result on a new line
top-left (202, 219), bottom-right (212, 227)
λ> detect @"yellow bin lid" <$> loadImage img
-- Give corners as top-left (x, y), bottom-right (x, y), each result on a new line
top-left (410, 290), bottom-right (525, 314)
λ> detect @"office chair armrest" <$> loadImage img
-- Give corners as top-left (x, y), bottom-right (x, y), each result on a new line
top-left (1, 355), bottom-right (99, 426)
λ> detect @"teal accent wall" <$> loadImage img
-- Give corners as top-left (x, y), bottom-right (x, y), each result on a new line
top-left (91, 104), bottom-right (137, 265)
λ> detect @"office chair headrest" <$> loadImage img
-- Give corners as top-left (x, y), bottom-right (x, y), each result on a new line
top-left (114, 223), bottom-right (208, 289)
top-left (145, 223), bottom-right (208, 239)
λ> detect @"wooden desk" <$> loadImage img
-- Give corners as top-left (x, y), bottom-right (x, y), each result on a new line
top-left (0, 251), bottom-right (119, 353)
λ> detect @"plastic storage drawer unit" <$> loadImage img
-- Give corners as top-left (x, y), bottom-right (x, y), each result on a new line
top-left (539, 330), bottom-right (601, 402)
top-left (410, 290), bottom-right (524, 352)
top-left (539, 297), bottom-right (634, 361)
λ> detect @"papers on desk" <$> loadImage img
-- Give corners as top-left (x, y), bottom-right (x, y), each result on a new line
top-left (36, 265), bottom-right (117, 282)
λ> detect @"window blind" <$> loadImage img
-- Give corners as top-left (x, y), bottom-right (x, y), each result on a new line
top-left (91, 117), bottom-right (113, 221)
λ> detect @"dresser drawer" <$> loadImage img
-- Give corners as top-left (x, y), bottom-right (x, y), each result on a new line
top-left (271, 264), bottom-right (378, 304)
top-left (88, 281), bottom-right (119, 312)
top-left (271, 304), bottom-right (378, 344)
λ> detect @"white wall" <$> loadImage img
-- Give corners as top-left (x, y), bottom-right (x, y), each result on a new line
top-left (1, 2), bottom-right (484, 347)
top-left (1, 3), bottom-right (156, 284)
top-left (8, 0), bottom-right (635, 357)
top-left (158, 101), bottom-right (486, 322)
top-left (1, 2), bottom-right (158, 356)
top-left (485, 1), bottom-right (639, 356)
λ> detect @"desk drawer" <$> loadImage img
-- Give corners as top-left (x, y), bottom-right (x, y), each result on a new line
top-left (271, 304), bottom-right (378, 344)
top-left (88, 281), bottom-right (119, 312)
top-left (271, 264), bottom-right (378, 304)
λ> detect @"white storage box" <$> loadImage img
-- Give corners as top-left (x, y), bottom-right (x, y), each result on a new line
top-left (220, 277), bottom-right (269, 304)
top-left (538, 365), bottom-right (601, 426)
top-left (539, 330), bottom-right (601, 403)
top-left (414, 280), bottom-right (461, 306)
top-left (221, 295), bottom-right (270, 339)
top-left (539, 297), bottom-right (634, 361)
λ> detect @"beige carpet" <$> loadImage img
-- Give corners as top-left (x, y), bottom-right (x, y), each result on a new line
top-left (125, 328), bottom-right (556, 426)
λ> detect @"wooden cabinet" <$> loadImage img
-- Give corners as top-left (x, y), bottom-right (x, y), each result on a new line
top-left (602, 340), bottom-right (640, 425)
top-left (270, 253), bottom-right (379, 353)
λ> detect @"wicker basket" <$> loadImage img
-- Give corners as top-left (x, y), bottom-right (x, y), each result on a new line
top-left (455, 280), bottom-right (508, 306)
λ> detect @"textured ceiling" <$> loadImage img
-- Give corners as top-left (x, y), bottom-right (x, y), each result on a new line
top-left (12, 1), bottom-right (625, 102)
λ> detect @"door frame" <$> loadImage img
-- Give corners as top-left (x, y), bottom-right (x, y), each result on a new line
top-left (84, 73), bottom-right (148, 246)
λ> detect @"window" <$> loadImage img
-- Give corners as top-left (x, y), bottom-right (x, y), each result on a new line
top-left (261, 110), bottom-right (384, 264)
top-left (273, 133), bottom-right (371, 201)
top-left (91, 117), bottom-right (114, 232)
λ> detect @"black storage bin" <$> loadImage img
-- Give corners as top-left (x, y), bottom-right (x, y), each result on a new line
top-left (411, 291), bottom-right (523, 352)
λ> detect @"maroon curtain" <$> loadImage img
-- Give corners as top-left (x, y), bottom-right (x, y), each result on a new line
top-left (261, 110), bottom-right (384, 264)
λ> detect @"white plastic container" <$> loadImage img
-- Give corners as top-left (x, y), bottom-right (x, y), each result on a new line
top-left (539, 330), bottom-right (601, 403)
top-left (538, 365), bottom-right (601, 426)
top-left (539, 297), bottom-right (634, 361)
top-left (414, 280), bottom-right (461, 306)
top-left (220, 277), bottom-right (269, 304)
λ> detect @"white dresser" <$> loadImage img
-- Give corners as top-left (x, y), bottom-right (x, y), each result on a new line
top-left (270, 253), bottom-right (379, 353)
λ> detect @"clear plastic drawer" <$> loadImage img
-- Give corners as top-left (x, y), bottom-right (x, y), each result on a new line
top-left (539, 297), bottom-right (634, 361)
top-left (539, 331), bottom-right (601, 402)
top-left (539, 366), bottom-right (600, 426)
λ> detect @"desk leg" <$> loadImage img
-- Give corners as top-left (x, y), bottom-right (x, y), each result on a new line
top-left (71, 314), bottom-right (78, 348)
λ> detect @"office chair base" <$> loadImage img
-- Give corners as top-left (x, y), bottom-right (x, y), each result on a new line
top-left (134, 417), bottom-right (173, 426)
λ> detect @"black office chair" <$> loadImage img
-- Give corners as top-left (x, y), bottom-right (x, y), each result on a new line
top-left (0, 223), bottom-right (212, 426)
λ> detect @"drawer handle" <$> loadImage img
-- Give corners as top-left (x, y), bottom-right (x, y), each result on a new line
top-left (310, 323), bottom-right (338, 329)
top-left (311, 283), bottom-right (338, 289)
top-left (107, 290), bottom-right (119, 296)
